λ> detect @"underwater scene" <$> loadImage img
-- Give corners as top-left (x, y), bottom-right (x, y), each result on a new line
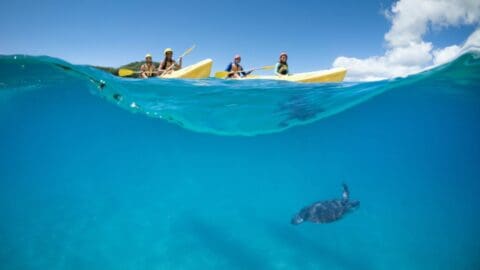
top-left (0, 51), bottom-right (479, 269)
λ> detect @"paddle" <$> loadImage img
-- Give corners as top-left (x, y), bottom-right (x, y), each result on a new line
top-left (118, 68), bottom-right (158, 77)
top-left (214, 65), bottom-right (274, 79)
top-left (117, 44), bottom-right (196, 77)
top-left (159, 44), bottom-right (196, 77)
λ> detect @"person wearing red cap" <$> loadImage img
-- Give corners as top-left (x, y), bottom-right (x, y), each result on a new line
top-left (275, 52), bottom-right (289, 76)
top-left (225, 54), bottom-right (251, 78)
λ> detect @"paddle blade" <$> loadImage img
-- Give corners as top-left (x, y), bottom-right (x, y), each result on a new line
top-left (180, 44), bottom-right (196, 58)
top-left (118, 68), bottom-right (135, 77)
top-left (214, 71), bottom-right (229, 79)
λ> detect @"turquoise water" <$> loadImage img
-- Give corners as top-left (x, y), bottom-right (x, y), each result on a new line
top-left (0, 52), bottom-right (479, 269)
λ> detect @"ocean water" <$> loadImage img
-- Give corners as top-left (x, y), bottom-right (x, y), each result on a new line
top-left (0, 52), bottom-right (479, 270)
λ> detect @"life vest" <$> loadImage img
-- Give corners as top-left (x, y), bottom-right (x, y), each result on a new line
top-left (226, 62), bottom-right (245, 77)
top-left (277, 62), bottom-right (289, 75)
top-left (226, 62), bottom-right (243, 72)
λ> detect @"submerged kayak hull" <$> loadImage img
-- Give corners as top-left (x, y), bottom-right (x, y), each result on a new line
top-left (160, 59), bottom-right (212, 79)
top-left (239, 67), bottom-right (347, 83)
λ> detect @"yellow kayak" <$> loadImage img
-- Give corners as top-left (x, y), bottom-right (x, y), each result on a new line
top-left (160, 59), bottom-right (212, 79)
top-left (238, 67), bottom-right (347, 83)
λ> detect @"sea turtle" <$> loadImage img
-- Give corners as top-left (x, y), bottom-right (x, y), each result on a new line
top-left (291, 183), bottom-right (360, 225)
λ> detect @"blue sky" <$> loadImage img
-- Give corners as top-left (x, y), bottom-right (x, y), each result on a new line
top-left (0, 0), bottom-right (476, 74)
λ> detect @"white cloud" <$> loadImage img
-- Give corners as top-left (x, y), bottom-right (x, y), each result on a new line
top-left (333, 0), bottom-right (480, 81)
top-left (433, 45), bottom-right (461, 65)
top-left (386, 42), bottom-right (433, 67)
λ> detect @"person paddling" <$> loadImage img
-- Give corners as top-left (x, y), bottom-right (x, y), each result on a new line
top-left (225, 55), bottom-right (251, 78)
top-left (275, 52), bottom-right (289, 76)
top-left (158, 48), bottom-right (182, 75)
top-left (140, 54), bottom-right (156, 78)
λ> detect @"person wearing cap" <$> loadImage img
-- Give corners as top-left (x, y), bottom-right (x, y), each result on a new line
top-left (225, 55), bottom-right (251, 78)
top-left (158, 48), bottom-right (182, 75)
top-left (275, 52), bottom-right (289, 76)
top-left (140, 54), bottom-right (156, 78)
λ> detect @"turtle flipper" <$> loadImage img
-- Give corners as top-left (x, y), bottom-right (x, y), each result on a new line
top-left (342, 183), bottom-right (349, 201)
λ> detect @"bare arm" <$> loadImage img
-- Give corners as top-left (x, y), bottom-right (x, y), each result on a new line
top-left (140, 64), bottom-right (148, 78)
top-left (177, 57), bottom-right (183, 69)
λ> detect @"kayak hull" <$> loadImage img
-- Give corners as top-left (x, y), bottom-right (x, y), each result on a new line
top-left (238, 67), bottom-right (347, 83)
top-left (159, 59), bottom-right (212, 79)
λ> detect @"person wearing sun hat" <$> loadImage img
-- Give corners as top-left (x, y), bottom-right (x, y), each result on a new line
top-left (158, 48), bottom-right (183, 75)
top-left (139, 53), bottom-right (156, 78)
